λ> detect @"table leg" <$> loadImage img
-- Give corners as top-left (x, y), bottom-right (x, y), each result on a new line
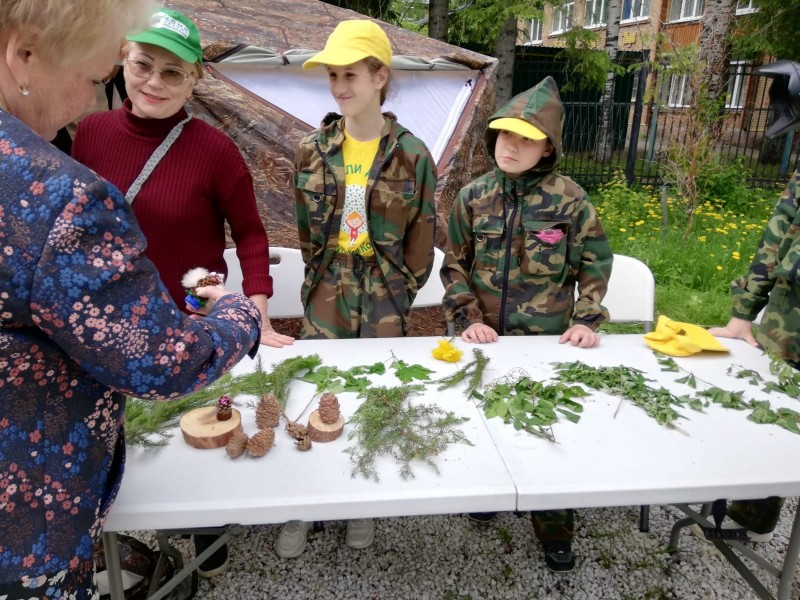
top-left (102, 531), bottom-right (125, 600)
top-left (777, 503), bottom-right (800, 600)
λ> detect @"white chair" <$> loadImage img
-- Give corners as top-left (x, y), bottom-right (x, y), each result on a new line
top-left (223, 247), bottom-right (305, 319)
top-left (411, 247), bottom-right (447, 309)
top-left (600, 254), bottom-right (656, 332)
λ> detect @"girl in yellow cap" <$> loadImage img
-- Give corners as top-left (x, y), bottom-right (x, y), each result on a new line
top-left (288, 19), bottom-right (438, 557)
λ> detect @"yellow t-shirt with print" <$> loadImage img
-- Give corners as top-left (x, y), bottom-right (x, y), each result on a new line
top-left (338, 132), bottom-right (379, 256)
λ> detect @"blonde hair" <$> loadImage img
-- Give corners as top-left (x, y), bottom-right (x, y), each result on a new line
top-left (0, 0), bottom-right (155, 66)
top-left (364, 56), bottom-right (392, 106)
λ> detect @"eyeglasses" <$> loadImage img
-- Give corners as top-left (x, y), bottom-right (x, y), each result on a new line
top-left (124, 57), bottom-right (193, 87)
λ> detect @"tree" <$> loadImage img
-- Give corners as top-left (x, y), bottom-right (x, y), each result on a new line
top-left (698, 0), bottom-right (737, 103)
top-left (733, 0), bottom-right (800, 62)
top-left (595, 0), bottom-right (622, 162)
top-left (429, 0), bottom-right (449, 41)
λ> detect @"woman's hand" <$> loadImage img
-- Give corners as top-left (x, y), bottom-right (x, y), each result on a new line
top-left (187, 283), bottom-right (231, 316)
top-left (461, 322), bottom-right (499, 344)
top-left (559, 324), bottom-right (600, 348)
top-left (250, 294), bottom-right (295, 347)
top-left (708, 317), bottom-right (758, 347)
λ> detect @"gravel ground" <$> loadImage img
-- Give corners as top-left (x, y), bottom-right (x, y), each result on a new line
top-left (127, 498), bottom-right (800, 599)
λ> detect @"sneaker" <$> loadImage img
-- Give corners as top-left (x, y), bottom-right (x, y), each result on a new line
top-left (345, 518), bottom-right (375, 549)
top-left (194, 534), bottom-right (229, 578)
top-left (276, 520), bottom-right (312, 558)
top-left (467, 512), bottom-right (498, 523)
top-left (690, 519), bottom-right (774, 544)
top-left (542, 540), bottom-right (575, 573)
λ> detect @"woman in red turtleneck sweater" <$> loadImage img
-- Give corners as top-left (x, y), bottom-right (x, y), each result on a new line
top-left (73, 8), bottom-right (293, 350)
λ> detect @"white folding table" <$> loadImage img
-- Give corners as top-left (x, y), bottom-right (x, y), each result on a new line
top-left (102, 335), bottom-right (800, 600)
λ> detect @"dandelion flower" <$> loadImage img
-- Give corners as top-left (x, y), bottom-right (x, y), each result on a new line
top-left (432, 339), bottom-right (463, 363)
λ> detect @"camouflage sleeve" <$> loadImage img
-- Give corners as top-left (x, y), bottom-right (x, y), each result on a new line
top-left (294, 142), bottom-right (313, 265)
top-left (402, 145), bottom-right (437, 296)
top-left (571, 194), bottom-right (612, 329)
top-left (441, 186), bottom-right (485, 330)
top-left (731, 168), bottom-right (799, 320)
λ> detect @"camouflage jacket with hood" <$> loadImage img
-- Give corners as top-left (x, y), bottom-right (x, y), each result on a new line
top-left (294, 113), bottom-right (437, 328)
top-left (441, 77), bottom-right (612, 335)
top-left (731, 166), bottom-right (800, 365)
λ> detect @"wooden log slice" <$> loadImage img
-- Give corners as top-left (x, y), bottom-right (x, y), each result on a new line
top-left (180, 406), bottom-right (242, 449)
top-left (306, 410), bottom-right (344, 443)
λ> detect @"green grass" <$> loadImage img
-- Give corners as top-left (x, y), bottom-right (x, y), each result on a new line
top-left (591, 174), bottom-right (778, 328)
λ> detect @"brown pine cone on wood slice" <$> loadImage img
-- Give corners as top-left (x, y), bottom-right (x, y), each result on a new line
top-left (307, 409), bottom-right (344, 443)
top-left (226, 430), bottom-right (249, 458)
top-left (318, 392), bottom-right (341, 424)
top-left (255, 393), bottom-right (280, 429)
top-left (246, 428), bottom-right (275, 457)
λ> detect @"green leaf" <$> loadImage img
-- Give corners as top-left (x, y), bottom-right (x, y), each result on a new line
top-left (391, 358), bottom-right (434, 383)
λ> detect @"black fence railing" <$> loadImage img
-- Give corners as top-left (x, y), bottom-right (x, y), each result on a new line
top-left (513, 46), bottom-right (799, 190)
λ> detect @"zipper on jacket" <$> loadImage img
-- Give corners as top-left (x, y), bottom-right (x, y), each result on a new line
top-left (364, 139), bottom-right (408, 336)
top-left (498, 178), bottom-right (520, 335)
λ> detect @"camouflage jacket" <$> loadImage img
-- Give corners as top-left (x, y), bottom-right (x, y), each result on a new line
top-left (441, 77), bottom-right (612, 335)
top-left (294, 113), bottom-right (437, 323)
top-left (731, 167), bottom-right (800, 365)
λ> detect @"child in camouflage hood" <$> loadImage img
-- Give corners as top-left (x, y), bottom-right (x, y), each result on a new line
top-left (440, 76), bottom-right (613, 572)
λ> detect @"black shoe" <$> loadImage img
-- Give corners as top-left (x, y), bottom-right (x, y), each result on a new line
top-left (194, 534), bottom-right (229, 578)
top-left (542, 540), bottom-right (575, 573)
top-left (467, 512), bottom-right (498, 523)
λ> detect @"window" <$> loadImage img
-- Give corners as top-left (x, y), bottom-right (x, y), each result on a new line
top-left (725, 61), bottom-right (749, 109)
top-left (668, 0), bottom-right (704, 21)
top-left (584, 0), bottom-right (608, 27)
top-left (622, 0), bottom-right (650, 21)
top-left (552, 2), bottom-right (574, 34)
top-left (524, 18), bottom-right (543, 44)
top-left (735, 0), bottom-right (756, 14)
top-left (667, 74), bottom-right (690, 108)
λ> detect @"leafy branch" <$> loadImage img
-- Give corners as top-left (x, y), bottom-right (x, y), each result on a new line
top-left (300, 361), bottom-right (386, 395)
top-left (473, 370), bottom-right (586, 442)
top-left (345, 385), bottom-right (471, 481)
top-left (390, 353), bottom-right (435, 383)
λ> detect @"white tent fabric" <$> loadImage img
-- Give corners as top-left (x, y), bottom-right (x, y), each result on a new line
top-left (211, 47), bottom-right (480, 163)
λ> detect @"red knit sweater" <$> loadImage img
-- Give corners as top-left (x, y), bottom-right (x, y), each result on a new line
top-left (72, 100), bottom-right (272, 308)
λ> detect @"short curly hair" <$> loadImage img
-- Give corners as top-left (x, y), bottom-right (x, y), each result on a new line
top-left (0, 0), bottom-right (155, 66)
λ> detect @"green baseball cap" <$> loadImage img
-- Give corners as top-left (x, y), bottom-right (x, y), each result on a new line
top-left (127, 9), bottom-right (203, 65)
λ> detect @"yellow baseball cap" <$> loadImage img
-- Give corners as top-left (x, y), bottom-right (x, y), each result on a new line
top-left (303, 20), bottom-right (392, 70)
top-left (489, 118), bottom-right (548, 141)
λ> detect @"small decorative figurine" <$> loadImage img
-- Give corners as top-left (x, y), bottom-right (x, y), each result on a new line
top-left (181, 268), bottom-right (224, 311)
top-left (216, 394), bottom-right (233, 421)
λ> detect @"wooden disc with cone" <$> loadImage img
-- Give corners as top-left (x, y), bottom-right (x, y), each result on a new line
top-left (306, 409), bottom-right (344, 443)
top-left (180, 406), bottom-right (242, 449)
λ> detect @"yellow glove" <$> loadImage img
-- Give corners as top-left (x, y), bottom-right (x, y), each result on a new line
top-left (644, 315), bottom-right (728, 357)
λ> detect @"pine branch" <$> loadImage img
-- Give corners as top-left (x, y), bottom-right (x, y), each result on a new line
top-left (345, 385), bottom-right (471, 481)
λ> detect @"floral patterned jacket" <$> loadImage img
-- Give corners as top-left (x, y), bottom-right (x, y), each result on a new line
top-left (0, 111), bottom-right (260, 597)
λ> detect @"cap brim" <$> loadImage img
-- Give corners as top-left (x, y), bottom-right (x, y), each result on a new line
top-left (489, 117), bottom-right (547, 141)
top-left (127, 32), bottom-right (200, 65)
top-left (302, 48), bottom-right (372, 70)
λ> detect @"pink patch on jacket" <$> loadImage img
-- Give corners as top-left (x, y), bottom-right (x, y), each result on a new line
top-left (535, 228), bottom-right (565, 244)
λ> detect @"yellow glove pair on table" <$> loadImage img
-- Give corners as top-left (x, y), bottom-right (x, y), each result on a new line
top-left (644, 316), bottom-right (729, 357)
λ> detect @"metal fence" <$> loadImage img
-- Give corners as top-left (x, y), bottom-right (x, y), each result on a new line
top-left (513, 46), bottom-right (799, 190)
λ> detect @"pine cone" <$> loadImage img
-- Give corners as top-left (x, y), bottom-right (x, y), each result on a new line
top-left (318, 392), bottom-right (341, 424)
top-left (295, 435), bottom-right (312, 452)
top-left (285, 421), bottom-right (308, 440)
top-left (196, 273), bottom-right (222, 288)
top-left (226, 431), bottom-right (249, 459)
top-left (246, 428), bottom-right (275, 457)
top-left (255, 393), bottom-right (280, 429)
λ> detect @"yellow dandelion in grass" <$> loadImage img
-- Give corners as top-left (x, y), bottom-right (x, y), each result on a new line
top-left (634, 220), bottom-right (645, 226)
top-left (698, 236), bottom-right (707, 242)
top-left (619, 228), bottom-right (627, 233)
top-left (627, 236), bottom-right (636, 241)
top-left (432, 339), bottom-right (463, 363)
top-left (716, 266), bottom-right (723, 271)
